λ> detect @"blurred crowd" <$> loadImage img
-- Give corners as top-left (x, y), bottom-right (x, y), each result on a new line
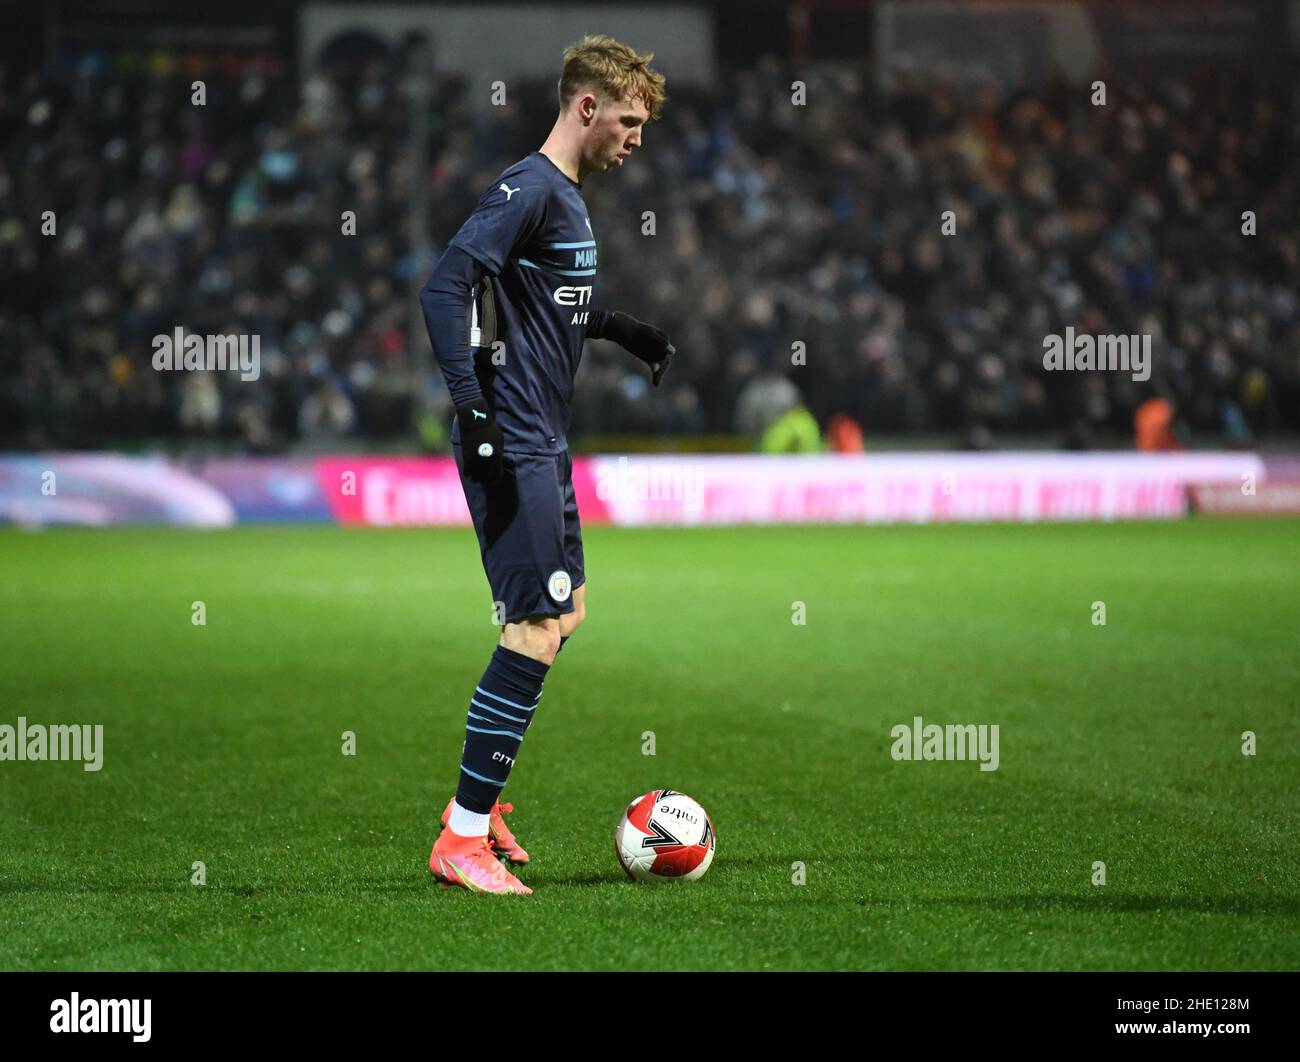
top-left (2, 45), bottom-right (1298, 451)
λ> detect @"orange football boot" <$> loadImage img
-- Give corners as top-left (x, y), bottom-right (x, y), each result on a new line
top-left (441, 797), bottom-right (530, 865)
top-left (428, 826), bottom-right (532, 895)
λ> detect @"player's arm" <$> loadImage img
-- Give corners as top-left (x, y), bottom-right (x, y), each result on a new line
top-left (419, 245), bottom-right (503, 483)
top-left (420, 244), bottom-right (487, 409)
top-left (419, 176), bottom-right (547, 483)
top-left (586, 310), bottom-right (675, 386)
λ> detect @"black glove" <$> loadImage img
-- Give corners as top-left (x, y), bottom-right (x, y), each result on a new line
top-left (596, 310), bottom-right (675, 386)
top-left (456, 401), bottom-right (505, 484)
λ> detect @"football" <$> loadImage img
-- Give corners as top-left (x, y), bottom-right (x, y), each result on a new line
top-left (614, 789), bottom-right (716, 883)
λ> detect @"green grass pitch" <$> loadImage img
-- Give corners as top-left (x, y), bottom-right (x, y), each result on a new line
top-left (1, 518), bottom-right (1297, 971)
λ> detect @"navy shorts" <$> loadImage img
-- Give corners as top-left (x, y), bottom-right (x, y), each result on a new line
top-left (454, 445), bottom-right (586, 624)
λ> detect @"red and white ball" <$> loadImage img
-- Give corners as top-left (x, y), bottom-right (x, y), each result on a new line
top-left (615, 789), bottom-right (716, 883)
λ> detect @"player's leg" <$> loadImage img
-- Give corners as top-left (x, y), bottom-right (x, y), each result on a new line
top-left (431, 450), bottom-right (572, 890)
top-left (501, 613), bottom-right (562, 663)
top-left (558, 583), bottom-right (585, 639)
top-left (445, 612), bottom-right (563, 865)
top-left (429, 449), bottom-right (544, 891)
top-left (457, 455), bottom-right (578, 858)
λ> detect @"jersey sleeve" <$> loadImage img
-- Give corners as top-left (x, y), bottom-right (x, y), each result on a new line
top-left (418, 243), bottom-right (488, 408)
top-left (447, 173), bottom-right (549, 276)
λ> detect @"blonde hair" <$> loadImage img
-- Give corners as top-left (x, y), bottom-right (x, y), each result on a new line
top-left (558, 34), bottom-right (666, 122)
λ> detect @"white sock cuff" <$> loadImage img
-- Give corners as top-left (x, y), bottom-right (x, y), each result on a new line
top-left (448, 800), bottom-right (491, 838)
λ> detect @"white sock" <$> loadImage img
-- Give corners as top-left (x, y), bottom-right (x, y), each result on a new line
top-left (448, 800), bottom-right (490, 838)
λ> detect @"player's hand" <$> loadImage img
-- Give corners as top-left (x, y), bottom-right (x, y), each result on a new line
top-left (456, 401), bottom-right (505, 484)
top-left (603, 310), bottom-right (675, 387)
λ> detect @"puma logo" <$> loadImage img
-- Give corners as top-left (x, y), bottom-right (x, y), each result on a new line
top-left (499, 182), bottom-right (521, 201)
top-left (472, 409), bottom-right (486, 420)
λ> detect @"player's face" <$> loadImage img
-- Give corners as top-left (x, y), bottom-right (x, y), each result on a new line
top-left (589, 95), bottom-right (649, 172)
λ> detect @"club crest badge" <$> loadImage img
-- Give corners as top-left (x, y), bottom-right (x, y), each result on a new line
top-left (547, 569), bottom-right (572, 602)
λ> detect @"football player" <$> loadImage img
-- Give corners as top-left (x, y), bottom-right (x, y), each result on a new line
top-left (419, 35), bottom-right (674, 893)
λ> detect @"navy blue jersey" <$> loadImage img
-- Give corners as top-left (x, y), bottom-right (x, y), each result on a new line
top-left (447, 151), bottom-right (597, 455)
